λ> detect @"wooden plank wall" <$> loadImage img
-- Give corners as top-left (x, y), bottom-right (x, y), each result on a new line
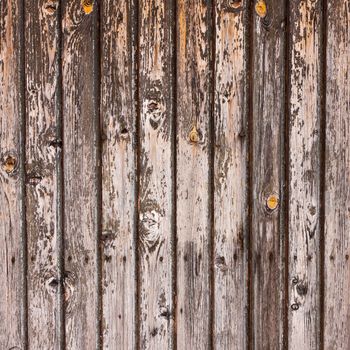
top-left (1, 0), bottom-right (349, 349)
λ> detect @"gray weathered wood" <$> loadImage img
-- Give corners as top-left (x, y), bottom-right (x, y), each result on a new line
top-left (176, 0), bottom-right (212, 348)
top-left (138, 0), bottom-right (175, 348)
top-left (324, 1), bottom-right (350, 349)
top-left (288, 1), bottom-right (322, 348)
top-left (100, 0), bottom-right (137, 348)
top-left (251, 0), bottom-right (286, 348)
top-left (2, 2), bottom-right (350, 349)
top-left (25, 0), bottom-right (61, 348)
top-left (0, 0), bottom-right (26, 348)
top-left (62, 1), bottom-right (100, 348)
top-left (213, 1), bottom-right (248, 348)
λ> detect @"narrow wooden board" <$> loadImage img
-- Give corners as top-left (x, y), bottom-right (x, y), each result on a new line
top-left (0, 0), bottom-right (26, 348)
top-left (213, 1), bottom-right (248, 348)
top-left (324, 1), bottom-right (350, 349)
top-left (100, 0), bottom-right (137, 348)
top-left (288, 1), bottom-right (322, 349)
top-left (138, 0), bottom-right (175, 348)
top-left (251, 0), bottom-right (287, 348)
top-left (62, 1), bottom-right (100, 348)
top-left (176, 0), bottom-right (213, 348)
top-left (25, 0), bottom-right (61, 348)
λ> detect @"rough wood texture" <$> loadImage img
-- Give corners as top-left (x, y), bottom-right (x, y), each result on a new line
top-left (176, 0), bottom-right (212, 348)
top-left (288, 1), bottom-right (322, 349)
top-left (251, 0), bottom-right (286, 348)
top-left (2, 2), bottom-right (350, 349)
top-left (62, 1), bottom-right (100, 348)
top-left (0, 0), bottom-right (25, 348)
top-left (213, 1), bottom-right (248, 348)
top-left (138, 0), bottom-right (175, 348)
top-left (100, 0), bottom-right (137, 348)
top-left (25, 0), bottom-right (60, 348)
top-left (324, 1), bottom-right (350, 349)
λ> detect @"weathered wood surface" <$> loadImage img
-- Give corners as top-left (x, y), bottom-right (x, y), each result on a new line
top-left (213, 1), bottom-right (248, 348)
top-left (251, 1), bottom-right (287, 348)
top-left (176, 0), bottom-right (212, 348)
top-left (138, 0), bottom-right (175, 348)
top-left (0, 0), bottom-right (25, 349)
top-left (288, 1), bottom-right (322, 349)
top-left (324, 1), bottom-right (350, 349)
top-left (25, 0), bottom-right (61, 348)
top-left (62, 1), bottom-right (100, 348)
top-left (101, 0), bottom-right (137, 348)
top-left (1, 0), bottom-right (350, 349)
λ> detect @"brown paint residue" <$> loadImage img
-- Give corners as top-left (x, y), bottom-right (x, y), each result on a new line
top-left (82, 0), bottom-right (93, 14)
top-left (255, 0), bottom-right (267, 18)
top-left (2, 155), bottom-right (17, 174)
top-left (266, 194), bottom-right (279, 211)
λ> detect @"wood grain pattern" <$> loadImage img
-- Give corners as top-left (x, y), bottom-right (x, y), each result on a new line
top-left (25, 0), bottom-right (61, 348)
top-left (288, 1), bottom-right (322, 348)
top-left (2, 2), bottom-right (350, 349)
top-left (176, 0), bottom-right (213, 348)
top-left (138, 0), bottom-right (175, 348)
top-left (324, 1), bottom-right (350, 349)
top-left (100, 0), bottom-right (137, 348)
top-left (62, 1), bottom-right (100, 348)
top-left (251, 0), bottom-right (286, 348)
top-left (213, 1), bottom-right (248, 348)
top-left (0, 0), bottom-right (25, 349)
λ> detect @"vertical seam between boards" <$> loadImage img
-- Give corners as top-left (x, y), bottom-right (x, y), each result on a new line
top-left (318, 0), bottom-right (328, 348)
top-left (19, 0), bottom-right (28, 347)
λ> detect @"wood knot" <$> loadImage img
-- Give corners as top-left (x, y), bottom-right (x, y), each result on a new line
top-left (2, 154), bottom-right (17, 174)
top-left (43, 0), bottom-right (58, 14)
top-left (292, 276), bottom-right (299, 285)
top-left (225, 0), bottom-right (243, 11)
top-left (255, 0), bottom-right (267, 18)
top-left (189, 126), bottom-right (200, 143)
top-left (266, 194), bottom-right (279, 212)
top-left (26, 173), bottom-right (43, 186)
top-left (47, 277), bottom-right (59, 295)
top-left (49, 139), bottom-right (62, 149)
top-left (120, 127), bottom-right (129, 138)
top-left (82, 0), bottom-right (93, 14)
top-left (215, 256), bottom-right (228, 272)
top-left (296, 282), bottom-right (308, 296)
top-left (291, 303), bottom-right (300, 311)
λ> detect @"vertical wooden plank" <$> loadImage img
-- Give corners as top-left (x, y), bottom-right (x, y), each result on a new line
top-left (0, 0), bottom-right (26, 348)
top-left (288, 1), bottom-right (322, 349)
top-left (100, 0), bottom-right (137, 348)
top-left (138, 0), bottom-right (175, 348)
top-left (251, 0), bottom-right (286, 348)
top-left (62, 0), bottom-right (100, 348)
top-left (213, 0), bottom-right (248, 348)
top-left (324, 1), bottom-right (350, 349)
top-left (25, 0), bottom-right (61, 348)
top-left (176, 0), bottom-right (213, 348)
